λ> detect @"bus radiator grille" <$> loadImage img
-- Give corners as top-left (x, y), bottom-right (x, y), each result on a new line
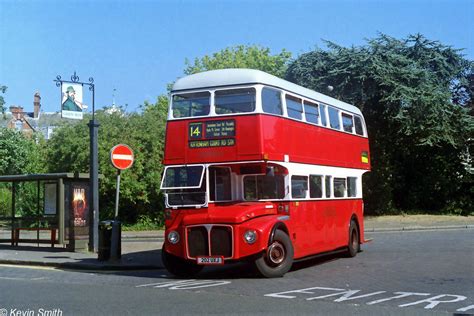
top-left (210, 226), bottom-right (232, 257)
top-left (186, 225), bottom-right (233, 259)
top-left (187, 226), bottom-right (209, 257)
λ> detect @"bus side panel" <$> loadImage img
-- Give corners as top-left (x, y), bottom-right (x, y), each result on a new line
top-left (291, 199), bottom-right (364, 259)
top-left (332, 199), bottom-right (364, 249)
top-left (289, 201), bottom-right (326, 259)
top-left (260, 115), bottom-right (370, 170)
top-left (164, 114), bottom-right (371, 169)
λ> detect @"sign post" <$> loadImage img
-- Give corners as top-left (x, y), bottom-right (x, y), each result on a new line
top-left (109, 144), bottom-right (134, 261)
top-left (54, 72), bottom-right (99, 253)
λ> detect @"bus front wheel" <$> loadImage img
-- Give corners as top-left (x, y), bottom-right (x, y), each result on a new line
top-left (162, 244), bottom-right (203, 278)
top-left (346, 220), bottom-right (360, 257)
top-left (254, 230), bottom-right (294, 278)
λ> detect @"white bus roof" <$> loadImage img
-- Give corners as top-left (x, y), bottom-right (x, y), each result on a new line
top-left (172, 68), bottom-right (362, 116)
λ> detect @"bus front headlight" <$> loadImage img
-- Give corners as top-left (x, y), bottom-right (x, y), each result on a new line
top-left (244, 230), bottom-right (257, 244)
top-left (167, 231), bottom-right (180, 244)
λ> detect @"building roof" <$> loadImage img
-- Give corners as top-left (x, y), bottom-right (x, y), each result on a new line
top-left (172, 68), bottom-right (362, 116)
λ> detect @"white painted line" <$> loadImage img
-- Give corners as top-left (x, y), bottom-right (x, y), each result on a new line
top-left (136, 279), bottom-right (231, 290)
top-left (264, 285), bottom-right (472, 312)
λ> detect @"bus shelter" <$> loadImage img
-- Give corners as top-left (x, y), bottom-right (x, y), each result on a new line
top-left (0, 173), bottom-right (92, 251)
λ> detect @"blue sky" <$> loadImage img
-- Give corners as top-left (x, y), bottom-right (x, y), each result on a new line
top-left (1, 0), bottom-right (473, 113)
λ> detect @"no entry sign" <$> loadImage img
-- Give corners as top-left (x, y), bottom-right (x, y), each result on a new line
top-left (110, 144), bottom-right (134, 170)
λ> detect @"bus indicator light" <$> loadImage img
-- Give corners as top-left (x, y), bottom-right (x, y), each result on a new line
top-left (361, 151), bottom-right (369, 163)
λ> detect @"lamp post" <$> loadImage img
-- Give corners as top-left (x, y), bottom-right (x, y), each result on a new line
top-left (54, 72), bottom-right (99, 252)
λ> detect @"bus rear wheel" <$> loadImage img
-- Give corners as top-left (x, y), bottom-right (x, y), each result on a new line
top-left (254, 230), bottom-right (294, 278)
top-left (161, 244), bottom-right (203, 278)
top-left (346, 220), bottom-right (360, 258)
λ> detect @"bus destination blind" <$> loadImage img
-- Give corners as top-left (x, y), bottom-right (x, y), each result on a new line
top-left (189, 119), bottom-right (235, 148)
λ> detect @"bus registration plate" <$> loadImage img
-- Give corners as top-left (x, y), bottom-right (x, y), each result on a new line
top-left (196, 256), bottom-right (224, 265)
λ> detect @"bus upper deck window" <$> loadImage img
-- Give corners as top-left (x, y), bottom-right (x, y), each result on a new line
top-left (172, 92), bottom-right (210, 118)
top-left (328, 106), bottom-right (340, 130)
top-left (286, 95), bottom-right (303, 120)
top-left (342, 113), bottom-right (354, 133)
top-left (320, 104), bottom-right (328, 126)
top-left (262, 87), bottom-right (283, 115)
top-left (354, 115), bottom-right (364, 136)
top-left (215, 88), bottom-right (256, 114)
top-left (304, 100), bottom-right (319, 124)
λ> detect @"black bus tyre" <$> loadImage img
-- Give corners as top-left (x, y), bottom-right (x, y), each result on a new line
top-left (161, 244), bottom-right (203, 278)
top-left (347, 220), bottom-right (360, 258)
top-left (254, 230), bottom-right (294, 278)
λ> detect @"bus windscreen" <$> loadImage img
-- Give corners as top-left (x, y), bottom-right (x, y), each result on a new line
top-left (162, 166), bottom-right (204, 189)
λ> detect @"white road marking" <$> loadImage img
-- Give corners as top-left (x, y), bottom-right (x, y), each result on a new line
top-left (457, 305), bottom-right (474, 312)
top-left (367, 292), bottom-right (430, 305)
top-left (307, 289), bottom-right (386, 302)
top-left (265, 286), bottom-right (341, 299)
top-left (0, 276), bottom-right (48, 281)
top-left (0, 264), bottom-right (58, 271)
top-left (136, 279), bottom-right (231, 290)
top-left (399, 294), bottom-right (466, 309)
top-left (265, 286), bottom-right (472, 311)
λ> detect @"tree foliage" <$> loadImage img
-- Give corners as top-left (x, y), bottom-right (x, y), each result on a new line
top-left (184, 45), bottom-right (291, 78)
top-left (45, 96), bottom-right (168, 223)
top-left (0, 128), bottom-right (45, 175)
top-left (0, 128), bottom-right (47, 217)
top-left (286, 33), bottom-right (473, 214)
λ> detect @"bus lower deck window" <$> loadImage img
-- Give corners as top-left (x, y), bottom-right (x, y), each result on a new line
top-left (244, 175), bottom-right (285, 200)
top-left (347, 177), bottom-right (357, 197)
top-left (325, 176), bottom-right (332, 198)
top-left (291, 176), bottom-right (308, 199)
top-left (309, 175), bottom-right (323, 198)
top-left (210, 167), bottom-right (232, 201)
top-left (333, 178), bottom-right (346, 198)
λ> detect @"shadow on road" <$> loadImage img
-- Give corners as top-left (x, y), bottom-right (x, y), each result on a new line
top-left (0, 244), bottom-right (349, 281)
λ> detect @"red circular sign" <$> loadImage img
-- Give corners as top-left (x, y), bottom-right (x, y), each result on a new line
top-left (110, 144), bottom-right (134, 170)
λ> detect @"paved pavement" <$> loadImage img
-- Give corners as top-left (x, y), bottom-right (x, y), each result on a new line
top-left (0, 215), bottom-right (472, 271)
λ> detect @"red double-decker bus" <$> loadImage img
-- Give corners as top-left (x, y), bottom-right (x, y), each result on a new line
top-left (161, 69), bottom-right (370, 277)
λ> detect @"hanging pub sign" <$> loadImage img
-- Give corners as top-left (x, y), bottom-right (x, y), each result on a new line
top-left (61, 83), bottom-right (85, 120)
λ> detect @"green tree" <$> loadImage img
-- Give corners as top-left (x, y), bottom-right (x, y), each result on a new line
top-left (0, 128), bottom-right (46, 217)
top-left (0, 128), bottom-right (45, 175)
top-left (45, 96), bottom-right (169, 224)
top-left (286, 33), bottom-right (473, 215)
top-left (184, 45), bottom-right (291, 77)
